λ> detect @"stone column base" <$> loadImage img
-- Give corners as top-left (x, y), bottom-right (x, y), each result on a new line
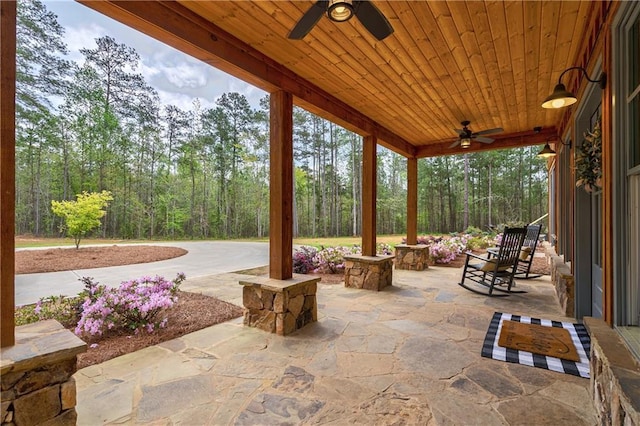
top-left (343, 254), bottom-right (394, 291)
top-left (239, 275), bottom-right (320, 335)
top-left (545, 243), bottom-right (575, 317)
top-left (1, 320), bottom-right (86, 425)
top-left (394, 244), bottom-right (429, 270)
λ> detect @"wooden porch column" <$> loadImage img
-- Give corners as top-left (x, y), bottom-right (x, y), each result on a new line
top-left (362, 135), bottom-right (377, 256)
top-left (406, 157), bottom-right (418, 245)
top-left (269, 91), bottom-right (293, 280)
top-left (0, 0), bottom-right (16, 348)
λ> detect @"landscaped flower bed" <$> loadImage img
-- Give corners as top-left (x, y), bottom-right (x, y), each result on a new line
top-left (293, 231), bottom-right (499, 274)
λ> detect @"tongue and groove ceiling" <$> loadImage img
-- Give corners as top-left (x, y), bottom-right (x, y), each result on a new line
top-left (81, 1), bottom-right (595, 158)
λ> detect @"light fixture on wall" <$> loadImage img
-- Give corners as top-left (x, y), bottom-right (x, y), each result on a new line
top-left (327, 0), bottom-right (354, 22)
top-left (541, 66), bottom-right (607, 109)
top-left (460, 137), bottom-right (472, 149)
top-left (537, 138), bottom-right (572, 158)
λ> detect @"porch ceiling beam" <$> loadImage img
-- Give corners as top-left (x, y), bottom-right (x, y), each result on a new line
top-left (78, 0), bottom-right (416, 158)
top-left (415, 127), bottom-right (558, 158)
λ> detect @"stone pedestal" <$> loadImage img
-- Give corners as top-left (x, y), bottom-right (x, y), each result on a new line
top-left (343, 255), bottom-right (394, 291)
top-left (546, 244), bottom-right (575, 317)
top-left (1, 320), bottom-right (86, 425)
top-left (394, 244), bottom-right (429, 270)
top-left (240, 275), bottom-right (319, 335)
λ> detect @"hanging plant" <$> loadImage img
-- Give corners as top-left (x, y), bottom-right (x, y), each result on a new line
top-left (575, 117), bottom-right (602, 193)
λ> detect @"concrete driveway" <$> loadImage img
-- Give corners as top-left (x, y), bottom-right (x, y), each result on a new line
top-left (15, 241), bottom-right (269, 306)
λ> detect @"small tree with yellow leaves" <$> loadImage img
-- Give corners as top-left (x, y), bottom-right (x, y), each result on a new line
top-left (51, 191), bottom-right (114, 249)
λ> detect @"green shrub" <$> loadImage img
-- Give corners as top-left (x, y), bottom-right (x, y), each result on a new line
top-left (466, 236), bottom-right (491, 250)
top-left (463, 226), bottom-right (484, 236)
top-left (16, 294), bottom-right (82, 328)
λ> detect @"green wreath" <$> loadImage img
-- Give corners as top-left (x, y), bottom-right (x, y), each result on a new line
top-left (575, 117), bottom-right (602, 193)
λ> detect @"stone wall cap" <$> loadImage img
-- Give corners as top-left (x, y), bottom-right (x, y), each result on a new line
top-left (1, 320), bottom-right (87, 375)
top-left (584, 316), bottom-right (640, 415)
top-left (239, 274), bottom-right (320, 292)
top-left (344, 254), bottom-right (395, 263)
top-left (395, 244), bottom-right (429, 249)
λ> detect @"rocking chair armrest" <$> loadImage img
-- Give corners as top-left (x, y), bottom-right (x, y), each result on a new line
top-left (486, 247), bottom-right (499, 258)
top-left (464, 251), bottom-right (490, 262)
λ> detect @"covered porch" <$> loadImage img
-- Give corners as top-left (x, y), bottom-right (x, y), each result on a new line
top-left (74, 265), bottom-right (594, 424)
top-left (1, 0), bottom-right (638, 424)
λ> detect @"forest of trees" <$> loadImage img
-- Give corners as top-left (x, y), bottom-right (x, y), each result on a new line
top-left (14, 0), bottom-right (549, 240)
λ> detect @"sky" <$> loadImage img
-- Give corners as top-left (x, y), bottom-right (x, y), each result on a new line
top-left (44, 0), bottom-right (266, 111)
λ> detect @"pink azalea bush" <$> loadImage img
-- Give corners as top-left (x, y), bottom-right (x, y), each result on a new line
top-left (75, 272), bottom-right (186, 336)
top-left (428, 241), bottom-right (458, 264)
top-left (293, 246), bottom-right (318, 273)
top-left (293, 244), bottom-right (393, 274)
top-left (313, 246), bottom-right (358, 274)
top-left (376, 243), bottom-right (393, 255)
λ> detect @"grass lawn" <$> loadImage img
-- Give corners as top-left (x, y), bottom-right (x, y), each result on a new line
top-left (15, 235), bottom-right (408, 249)
top-left (292, 235), bottom-right (406, 248)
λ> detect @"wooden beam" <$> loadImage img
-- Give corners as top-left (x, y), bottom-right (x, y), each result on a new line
top-left (416, 127), bottom-right (558, 158)
top-left (0, 0), bottom-right (16, 348)
top-left (269, 91), bottom-right (293, 280)
top-left (362, 135), bottom-right (377, 256)
top-left (78, 1), bottom-right (415, 158)
top-left (406, 157), bottom-right (418, 245)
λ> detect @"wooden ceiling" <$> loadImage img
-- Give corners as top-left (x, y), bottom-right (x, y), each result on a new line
top-left (80, 1), bottom-right (596, 158)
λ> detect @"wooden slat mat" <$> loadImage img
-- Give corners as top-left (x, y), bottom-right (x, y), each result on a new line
top-left (481, 312), bottom-right (590, 378)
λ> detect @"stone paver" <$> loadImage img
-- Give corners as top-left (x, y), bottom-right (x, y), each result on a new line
top-left (75, 266), bottom-right (597, 425)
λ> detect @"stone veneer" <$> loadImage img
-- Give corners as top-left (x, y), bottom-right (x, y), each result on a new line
top-left (394, 244), bottom-right (429, 271)
top-left (240, 275), bottom-right (320, 335)
top-left (545, 243), bottom-right (575, 317)
top-left (1, 320), bottom-right (86, 425)
top-left (343, 255), bottom-right (394, 291)
top-left (583, 317), bottom-right (640, 425)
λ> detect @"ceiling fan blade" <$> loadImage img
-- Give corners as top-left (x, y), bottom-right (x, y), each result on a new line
top-left (475, 136), bottom-right (495, 144)
top-left (288, 1), bottom-right (328, 39)
top-left (449, 140), bottom-right (461, 148)
top-left (354, 1), bottom-right (394, 41)
top-left (454, 128), bottom-right (464, 135)
top-left (474, 127), bottom-right (503, 136)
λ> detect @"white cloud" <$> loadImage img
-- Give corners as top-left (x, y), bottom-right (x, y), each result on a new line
top-left (157, 62), bottom-right (208, 89)
top-left (44, 0), bottom-right (266, 111)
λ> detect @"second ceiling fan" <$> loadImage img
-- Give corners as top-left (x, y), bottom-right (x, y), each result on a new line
top-left (288, 0), bottom-right (394, 41)
top-left (449, 121), bottom-right (503, 149)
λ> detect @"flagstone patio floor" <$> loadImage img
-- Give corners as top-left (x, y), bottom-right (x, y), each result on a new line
top-left (74, 265), bottom-right (596, 425)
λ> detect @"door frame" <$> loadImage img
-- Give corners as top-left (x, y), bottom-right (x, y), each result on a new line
top-left (573, 67), bottom-right (604, 319)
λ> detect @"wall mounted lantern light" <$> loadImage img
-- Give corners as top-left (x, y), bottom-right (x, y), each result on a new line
top-left (537, 138), bottom-right (572, 158)
top-left (327, 0), bottom-right (354, 22)
top-left (541, 66), bottom-right (607, 109)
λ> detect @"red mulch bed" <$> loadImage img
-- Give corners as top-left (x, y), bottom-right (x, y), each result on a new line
top-left (76, 291), bottom-right (242, 369)
top-left (16, 245), bottom-right (187, 274)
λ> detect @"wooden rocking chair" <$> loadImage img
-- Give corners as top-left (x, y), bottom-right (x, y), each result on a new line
top-left (514, 224), bottom-right (543, 279)
top-left (458, 226), bottom-right (527, 296)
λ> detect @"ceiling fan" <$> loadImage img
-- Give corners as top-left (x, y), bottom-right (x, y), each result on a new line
top-left (288, 0), bottom-right (394, 41)
top-left (449, 120), bottom-right (504, 149)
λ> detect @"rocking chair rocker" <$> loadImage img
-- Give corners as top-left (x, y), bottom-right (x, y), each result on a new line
top-left (458, 226), bottom-right (527, 296)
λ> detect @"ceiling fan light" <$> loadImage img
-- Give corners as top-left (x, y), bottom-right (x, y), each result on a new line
top-left (328, 0), bottom-right (354, 22)
top-left (537, 142), bottom-right (557, 158)
top-left (460, 138), bottom-right (472, 149)
top-left (541, 83), bottom-right (578, 109)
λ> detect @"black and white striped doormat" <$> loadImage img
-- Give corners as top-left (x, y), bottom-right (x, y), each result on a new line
top-left (481, 312), bottom-right (591, 378)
